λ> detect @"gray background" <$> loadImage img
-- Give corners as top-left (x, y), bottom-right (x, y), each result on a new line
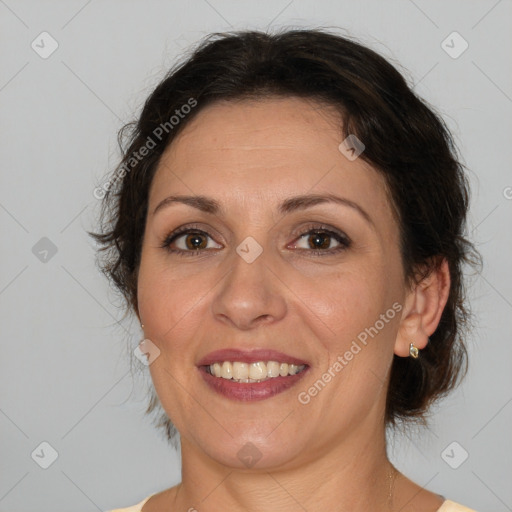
top-left (1, 1), bottom-right (511, 511)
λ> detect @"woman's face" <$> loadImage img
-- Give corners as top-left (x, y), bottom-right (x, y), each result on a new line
top-left (137, 97), bottom-right (408, 469)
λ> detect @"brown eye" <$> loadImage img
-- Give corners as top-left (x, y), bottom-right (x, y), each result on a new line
top-left (183, 232), bottom-right (208, 250)
top-left (306, 232), bottom-right (333, 250)
top-left (289, 225), bottom-right (351, 256)
top-left (161, 227), bottom-right (222, 256)
top-left (161, 224), bottom-right (350, 258)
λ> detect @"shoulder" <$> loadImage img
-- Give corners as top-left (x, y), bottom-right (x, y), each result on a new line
top-left (105, 494), bottom-right (154, 512)
top-left (437, 500), bottom-right (478, 512)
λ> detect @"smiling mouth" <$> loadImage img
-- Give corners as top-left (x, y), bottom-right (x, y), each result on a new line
top-left (204, 360), bottom-right (307, 383)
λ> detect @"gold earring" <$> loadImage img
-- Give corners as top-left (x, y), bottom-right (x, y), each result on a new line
top-left (409, 342), bottom-right (419, 359)
top-left (141, 324), bottom-right (144, 329)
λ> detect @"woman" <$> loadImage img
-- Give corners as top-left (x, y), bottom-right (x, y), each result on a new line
top-left (91, 28), bottom-right (480, 511)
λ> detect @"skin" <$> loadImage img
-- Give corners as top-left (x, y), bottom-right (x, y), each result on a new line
top-left (135, 97), bottom-right (450, 512)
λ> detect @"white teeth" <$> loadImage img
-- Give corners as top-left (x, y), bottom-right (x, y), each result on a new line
top-left (288, 364), bottom-right (299, 375)
top-left (213, 363), bottom-right (222, 377)
top-left (266, 361), bottom-right (280, 378)
top-left (221, 361), bottom-right (233, 379)
top-left (208, 360), bottom-right (306, 381)
top-left (232, 362), bottom-right (249, 380)
top-left (249, 362), bottom-right (266, 380)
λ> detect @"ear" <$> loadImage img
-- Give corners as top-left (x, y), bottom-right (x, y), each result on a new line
top-left (394, 258), bottom-right (451, 357)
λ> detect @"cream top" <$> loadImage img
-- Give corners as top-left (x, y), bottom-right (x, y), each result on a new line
top-left (106, 495), bottom-right (478, 512)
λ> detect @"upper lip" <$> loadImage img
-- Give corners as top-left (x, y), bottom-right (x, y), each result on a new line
top-left (197, 348), bottom-right (309, 367)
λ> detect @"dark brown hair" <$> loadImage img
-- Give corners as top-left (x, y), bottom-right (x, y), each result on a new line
top-left (89, 28), bottom-right (480, 444)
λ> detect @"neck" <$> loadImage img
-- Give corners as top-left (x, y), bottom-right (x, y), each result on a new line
top-left (174, 422), bottom-right (395, 512)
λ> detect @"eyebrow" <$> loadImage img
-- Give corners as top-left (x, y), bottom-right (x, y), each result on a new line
top-left (152, 193), bottom-right (374, 227)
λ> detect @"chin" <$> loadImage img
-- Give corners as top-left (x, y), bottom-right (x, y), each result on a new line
top-left (210, 444), bottom-right (302, 471)
top-left (189, 427), bottom-right (309, 471)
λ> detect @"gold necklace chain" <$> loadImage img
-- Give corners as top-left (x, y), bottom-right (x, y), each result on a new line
top-left (169, 466), bottom-right (400, 511)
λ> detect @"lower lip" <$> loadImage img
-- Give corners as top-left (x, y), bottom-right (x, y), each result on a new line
top-left (198, 366), bottom-right (309, 401)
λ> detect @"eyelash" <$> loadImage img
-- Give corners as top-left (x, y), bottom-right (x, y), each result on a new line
top-left (160, 223), bottom-right (351, 258)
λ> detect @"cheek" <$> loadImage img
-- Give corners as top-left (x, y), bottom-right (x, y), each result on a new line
top-left (312, 264), bottom-right (392, 339)
top-left (309, 264), bottom-right (401, 392)
top-left (136, 253), bottom-right (216, 357)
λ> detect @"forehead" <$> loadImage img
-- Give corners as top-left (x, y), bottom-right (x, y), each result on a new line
top-left (165, 97), bottom-right (340, 158)
top-left (148, 97), bottom-right (391, 222)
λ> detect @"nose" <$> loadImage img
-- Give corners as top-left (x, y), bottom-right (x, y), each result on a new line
top-left (211, 248), bottom-right (287, 331)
